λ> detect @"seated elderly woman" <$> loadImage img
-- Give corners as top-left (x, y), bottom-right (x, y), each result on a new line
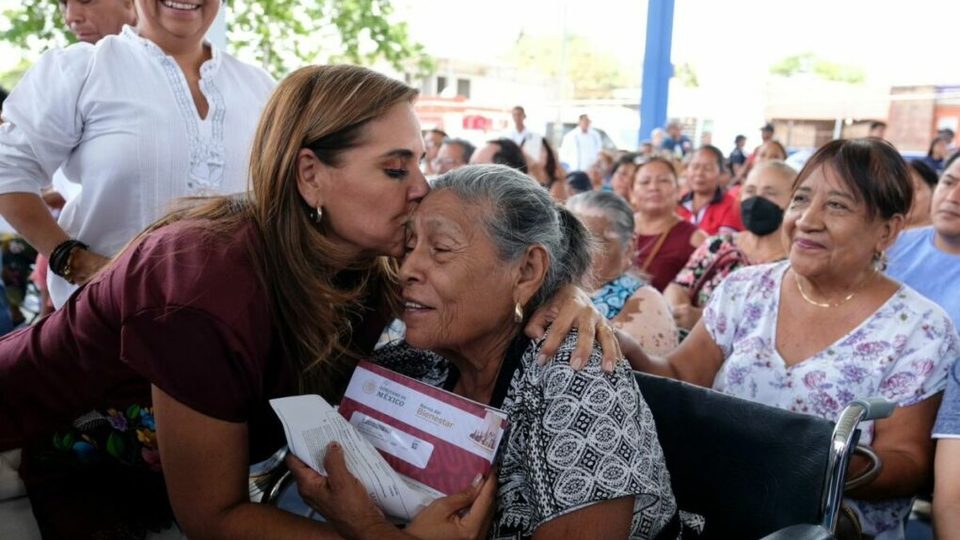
top-left (567, 190), bottom-right (678, 355)
top-left (664, 160), bottom-right (796, 332)
top-left (319, 165), bottom-right (691, 539)
top-left (625, 138), bottom-right (959, 540)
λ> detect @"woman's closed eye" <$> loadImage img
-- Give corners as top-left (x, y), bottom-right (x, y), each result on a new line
top-left (385, 168), bottom-right (408, 179)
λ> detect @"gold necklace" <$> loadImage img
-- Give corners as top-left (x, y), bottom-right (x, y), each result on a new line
top-left (793, 269), bottom-right (871, 308)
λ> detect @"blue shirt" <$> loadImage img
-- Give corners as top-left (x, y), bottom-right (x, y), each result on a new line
top-left (887, 226), bottom-right (960, 328)
top-left (934, 359), bottom-right (960, 437)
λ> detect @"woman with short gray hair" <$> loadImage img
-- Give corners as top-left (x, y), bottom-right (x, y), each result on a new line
top-left (314, 165), bottom-right (695, 539)
top-left (567, 190), bottom-right (678, 355)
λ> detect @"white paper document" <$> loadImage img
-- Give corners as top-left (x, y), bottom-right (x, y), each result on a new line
top-left (269, 394), bottom-right (437, 521)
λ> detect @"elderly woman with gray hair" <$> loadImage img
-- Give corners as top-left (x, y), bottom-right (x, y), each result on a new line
top-left (305, 165), bottom-right (694, 539)
top-left (567, 190), bottom-right (678, 355)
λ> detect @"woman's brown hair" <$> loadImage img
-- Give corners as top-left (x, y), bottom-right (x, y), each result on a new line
top-left (141, 65), bottom-right (419, 399)
top-left (792, 138), bottom-right (913, 221)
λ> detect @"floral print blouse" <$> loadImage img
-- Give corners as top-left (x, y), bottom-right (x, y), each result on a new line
top-left (703, 261), bottom-right (958, 540)
top-left (672, 234), bottom-right (749, 308)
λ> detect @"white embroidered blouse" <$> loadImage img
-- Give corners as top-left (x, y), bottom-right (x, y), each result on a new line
top-left (0, 26), bottom-right (275, 306)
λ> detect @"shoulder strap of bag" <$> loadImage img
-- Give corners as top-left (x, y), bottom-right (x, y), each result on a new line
top-left (641, 221), bottom-right (679, 272)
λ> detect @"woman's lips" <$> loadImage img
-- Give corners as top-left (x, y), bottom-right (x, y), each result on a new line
top-left (794, 238), bottom-right (826, 250)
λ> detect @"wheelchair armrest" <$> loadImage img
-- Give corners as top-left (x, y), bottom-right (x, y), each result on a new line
top-left (759, 524), bottom-right (835, 540)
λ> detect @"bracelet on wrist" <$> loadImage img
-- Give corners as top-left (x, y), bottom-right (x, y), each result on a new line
top-left (49, 239), bottom-right (89, 282)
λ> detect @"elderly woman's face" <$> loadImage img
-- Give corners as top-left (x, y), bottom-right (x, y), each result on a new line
top-left (572, 210), bottom-right (630, 288)
top-left (782, 165), bottom-right (890, 278)
top-left (400, 190), bottom-right (518, 352)
top-left (630, 161), bottom-right (677, 214)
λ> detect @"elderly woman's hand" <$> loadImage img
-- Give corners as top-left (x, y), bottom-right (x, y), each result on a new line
top-left (405, 471), bottom-right (497, 540)
top-left (286, 444), bottom-right (394, 539)
top-left (525, 284), bottom-right (621, 372)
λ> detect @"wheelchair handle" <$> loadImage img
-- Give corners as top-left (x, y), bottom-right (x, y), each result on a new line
top-left (820, 397), bottom-right (894, 534)
top-left (851, 398), bottom-right (896, 421)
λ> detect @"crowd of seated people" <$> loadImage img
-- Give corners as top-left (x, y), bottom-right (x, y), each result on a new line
top-left (0, 7), bottom-right (959, 538)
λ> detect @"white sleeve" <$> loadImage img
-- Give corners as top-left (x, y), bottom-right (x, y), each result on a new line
top-left (0, 45), bottom-right (95, 195)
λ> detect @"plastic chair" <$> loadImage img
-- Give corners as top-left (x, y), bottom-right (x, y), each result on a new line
top-left (634, 372), bottom-right (894, 540)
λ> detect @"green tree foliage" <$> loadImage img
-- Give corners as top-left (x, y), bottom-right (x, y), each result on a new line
top-left (0, 0), bottom-right (432, 79)
top-left (509, 33), bottom-right (638, 99)
top-left (769, 52), bottom-right (865, 84)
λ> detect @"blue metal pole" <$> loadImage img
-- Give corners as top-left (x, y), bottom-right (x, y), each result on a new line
top-left (638, 0), bottom-right (675, 147)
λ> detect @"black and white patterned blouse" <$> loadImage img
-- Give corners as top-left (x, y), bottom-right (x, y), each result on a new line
top-left (373, 332), bottom-right (685, 539)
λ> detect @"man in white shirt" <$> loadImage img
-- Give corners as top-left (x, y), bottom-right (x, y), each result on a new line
top-left (59, 0), bottom-right (136, 44)
top-left (559, 114), bottom-right (603, 172)
top-left (506, 106), bottom-right (544, 164)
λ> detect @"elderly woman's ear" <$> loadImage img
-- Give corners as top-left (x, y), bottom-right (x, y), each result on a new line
top-left (876, 213), bottom-right (906, 253)
top-left (514, 245), bottom-right (550, 310)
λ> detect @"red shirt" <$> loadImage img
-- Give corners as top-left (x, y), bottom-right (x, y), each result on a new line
top-left (677, 188), bottom-right (744, 236)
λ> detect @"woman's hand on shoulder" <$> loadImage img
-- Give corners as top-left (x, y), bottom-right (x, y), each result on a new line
top-left (526, 284), bottom-right (620, 373)
top-left (405, 471), bottom-right (497, 540)
top-left (287, 444), bottom-right (395, 539)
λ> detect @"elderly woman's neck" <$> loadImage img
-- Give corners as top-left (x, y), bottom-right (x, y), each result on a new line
top-left (442, 329), bottom-right (518, 405)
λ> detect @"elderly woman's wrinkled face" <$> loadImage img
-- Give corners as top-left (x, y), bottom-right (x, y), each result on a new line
top-left (782, 165), bottom-right (890, 278)
top-left (630, 161), bottom-right (678, 214)
top-left (400, 190), bottom-right (519, 353)
top-left (572, 210), bottom-right (631, 288)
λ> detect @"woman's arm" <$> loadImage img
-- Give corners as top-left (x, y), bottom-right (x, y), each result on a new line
top-left (532, 497), bottom-right (634, 540)
top-left (619, 319), bottom-right (725, 387)
top-left (526, 284), bottom-right (620, 372)
top-left (152, 386), bottom-right (364, 540)
top-left (846, 394), bottom-right (942, 501)
top-left (934, 439), bottom-right (960, 540)
top-left (0, 193), bottom-right (109, 283)
top-left (663, 282), bottom-right (702, 331)
top-left (611, 286), bottom-right (678, 356)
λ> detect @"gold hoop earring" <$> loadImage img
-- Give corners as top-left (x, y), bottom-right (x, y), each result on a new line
top-left (514, 301), bottom-right (524, 323)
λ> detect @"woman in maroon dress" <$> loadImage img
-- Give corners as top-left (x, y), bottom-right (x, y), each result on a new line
top-left (0, 65), bottom-right (614, 539)
top-left (630, 157), bottom-right (705, 291)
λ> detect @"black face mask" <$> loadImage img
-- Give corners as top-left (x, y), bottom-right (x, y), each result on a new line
top-left (740, 196), bottom-right (783, 236)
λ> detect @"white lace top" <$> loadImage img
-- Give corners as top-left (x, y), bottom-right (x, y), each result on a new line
top-left (0, 26), bottom-right (275, 306)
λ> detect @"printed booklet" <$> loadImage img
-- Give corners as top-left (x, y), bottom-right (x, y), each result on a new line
top-left (270, 360), bottom-right (507, 521)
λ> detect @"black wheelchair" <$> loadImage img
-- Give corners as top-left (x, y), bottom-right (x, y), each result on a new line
top-left (634, 372), bottom-right (894, 540)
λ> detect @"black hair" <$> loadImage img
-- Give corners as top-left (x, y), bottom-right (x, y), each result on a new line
top-left (869, 121), bottom-right (887, 131)
top-left (486, 138), bottom-right (528, 174)
top-left (697, 145), bottom-right (725, 170)
top-left (909, 160), bottom-right (939, 190)
top-left (444, 138), bottom-right (476, 163)
top-left (944, 151), bottom-right (960, 173)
